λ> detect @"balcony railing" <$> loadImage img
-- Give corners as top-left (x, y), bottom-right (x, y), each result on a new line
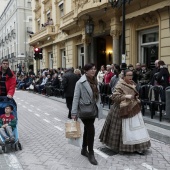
top-left (29, 25), bottom-right (56, 46)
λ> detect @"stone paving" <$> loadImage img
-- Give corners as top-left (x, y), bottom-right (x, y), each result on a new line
top-left (0, 91), bottom-right (170, 170)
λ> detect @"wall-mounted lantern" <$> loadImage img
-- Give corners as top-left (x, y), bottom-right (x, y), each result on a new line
top-left (85, 17), bottom-right (94, 35)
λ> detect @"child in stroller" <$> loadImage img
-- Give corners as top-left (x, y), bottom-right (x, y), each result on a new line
top-left (0, 105), bottom-right (16, 144)
top-left (0, 97), bottom-right (22, 153)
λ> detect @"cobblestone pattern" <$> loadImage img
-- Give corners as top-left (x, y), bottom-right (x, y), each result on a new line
top-left (4, 91), bottom-right (170, 170)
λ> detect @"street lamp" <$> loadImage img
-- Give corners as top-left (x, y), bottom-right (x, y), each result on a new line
top-left (85, 17), bottom-right (94, 35)
top-left (109, 0), bottom-right (132, 67)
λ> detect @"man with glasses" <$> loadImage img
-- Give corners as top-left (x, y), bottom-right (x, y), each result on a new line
top-left (0, 59), bottom-right (16, 98)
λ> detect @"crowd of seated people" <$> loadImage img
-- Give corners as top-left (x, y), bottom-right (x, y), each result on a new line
top-left (16, 62), bottom-right (170, 112)
top-left (16, 67), bottom-right (82, 98)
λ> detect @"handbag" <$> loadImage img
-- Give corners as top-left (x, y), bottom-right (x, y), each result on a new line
top-left (65, 120), bottom-right (81, 138)
top-left (122, 111), bottom-right (150, 145)
top-left (78, 101), bottom-right (98, 119)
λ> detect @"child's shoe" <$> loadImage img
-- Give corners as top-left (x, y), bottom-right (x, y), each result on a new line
top-left (10, 137), bottom-right (15, 143)
top-left (5, 138), bottom-right (10, 144)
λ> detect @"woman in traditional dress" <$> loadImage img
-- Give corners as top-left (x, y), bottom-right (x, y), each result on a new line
top-left (99, 69), bottom-right (151, 155)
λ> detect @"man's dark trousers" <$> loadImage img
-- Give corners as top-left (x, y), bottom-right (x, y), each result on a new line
top-left (66, 97), bottom-right (73, 119)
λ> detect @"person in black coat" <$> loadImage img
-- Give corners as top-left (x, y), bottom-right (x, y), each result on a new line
top-left (62, 68), bottom-right (79, 119)
top-left (156, 61), bottom-right (170, 89)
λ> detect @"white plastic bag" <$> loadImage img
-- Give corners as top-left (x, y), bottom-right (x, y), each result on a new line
top-left (29, 84), bottom-right (34, 90)
top-left (68, 137), bottom-right (82, 148)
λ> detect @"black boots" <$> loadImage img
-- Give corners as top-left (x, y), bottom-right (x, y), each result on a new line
top-left (81, 149), bottom-right (98, 165)
top-left (81, 148), bottom-right (89, 157)
top-left (88, 152), bottom-right (98, 165)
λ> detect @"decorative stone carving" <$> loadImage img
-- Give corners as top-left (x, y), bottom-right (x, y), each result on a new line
top-left (110, 29), bottom-right (121, 38)
top-left (75, 0), bottom-right (88, 8)
top-left (75, 36), bottom-right (82, 44)
top-left (43, 1), bottom-right (52, 14)
top-left (59, 41), bottom-right (65, 48)
top-left (135, 15), bottom-right (158, 28)
top-left (82, 35), bottom-right (91, 44)
top-left (98, 19), bottom-right (106, 33)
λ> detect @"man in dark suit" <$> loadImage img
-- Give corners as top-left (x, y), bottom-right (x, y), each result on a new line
top-left (62, 68), bottom-right (79, 119)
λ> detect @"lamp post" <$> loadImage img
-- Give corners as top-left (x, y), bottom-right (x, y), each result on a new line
top-left (109, 0), bottom-right (132, 67)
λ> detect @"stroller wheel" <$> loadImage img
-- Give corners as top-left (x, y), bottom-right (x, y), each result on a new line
top-left (3, 146), bottom-right (7, 153)
top-left (18, 142), bottom-right (22, 150)
top-left (0, 146), bottom-right (3, 154)
top-left (15, 144), bottom-right (18, 151)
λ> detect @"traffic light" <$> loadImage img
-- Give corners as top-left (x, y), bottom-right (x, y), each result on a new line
top-left (34, 48), bottom-right (39, 60)
top-left (39, 48), bottom-right (43, 60)
top-left (34, 48), bottom-right (43, 60)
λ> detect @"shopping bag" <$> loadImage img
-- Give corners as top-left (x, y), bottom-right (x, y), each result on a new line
top-left (68, 137), bottom-right (82, 148)
top-left (122, 111), bottom-right (150, 145)
top-left (65, 120), bottom-right (81, 138)
top-left (29, 84), bottom-right (34, 90)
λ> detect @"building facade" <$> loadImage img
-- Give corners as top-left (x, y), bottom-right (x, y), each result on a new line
top-left (30, 0), bottom-right (170, 73)
top-left (0, 0), bottom-right (33, 72)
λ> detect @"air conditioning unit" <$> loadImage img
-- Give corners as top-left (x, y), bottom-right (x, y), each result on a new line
top-left (27, 0), bottom-right (31, 3)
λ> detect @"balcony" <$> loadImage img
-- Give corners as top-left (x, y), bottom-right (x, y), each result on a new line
top-left (29, 25), bottom-right (56, 46)
top-left (75, 0), bottom-right (108, 18)
top-left (60, 11), bottom-right (76, 31)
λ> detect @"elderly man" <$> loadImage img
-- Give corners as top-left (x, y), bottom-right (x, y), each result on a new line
top-left (104, 65), bottom-right (114, 84)
top-left (150, 59), bottom-right (160, 85)
top-left (0, 59), bottom-right (16, 98)
top-left (133, 63), bottom-right (142, 83)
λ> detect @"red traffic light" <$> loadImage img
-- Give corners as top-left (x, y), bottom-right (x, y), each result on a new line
top-left (34, 48), bottom-right (39, 52)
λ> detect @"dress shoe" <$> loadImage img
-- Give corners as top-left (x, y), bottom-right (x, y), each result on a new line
top-left (88, 154), bottom-right (98, 165)
top-left (136, 150), bottom-right (145, 155)
top-left (81, 149), bottom-right (89, 157)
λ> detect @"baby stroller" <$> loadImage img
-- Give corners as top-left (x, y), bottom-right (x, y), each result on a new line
top-left (0, 96), bottom-right (22, 153)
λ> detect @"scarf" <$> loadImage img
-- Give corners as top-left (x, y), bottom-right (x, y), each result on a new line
top-left (86, 75), bottom-right (99, 100)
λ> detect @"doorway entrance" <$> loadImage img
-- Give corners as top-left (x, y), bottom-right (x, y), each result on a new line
top-left (94, 35), bottom-right (112, 71)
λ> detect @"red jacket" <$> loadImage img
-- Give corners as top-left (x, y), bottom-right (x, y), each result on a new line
top-left (104, 71), bottom-right (114, 84)
top-left (0, 67), bottom-right (16, 97)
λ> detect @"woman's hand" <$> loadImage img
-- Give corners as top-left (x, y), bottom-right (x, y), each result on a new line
top-left (7, 95), bottom-right (12, 99)
top-left (71, 115), bottom-right (77, 121)
top-left (125, 95), bottom-right (134, 99)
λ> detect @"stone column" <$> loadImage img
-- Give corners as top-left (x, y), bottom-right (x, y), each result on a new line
top-left (82, 35), bottom-right (91, 64)
top-left (110, 16), bottom-right (121, 65)
top-left (110, 29), bottom-right (121, 65)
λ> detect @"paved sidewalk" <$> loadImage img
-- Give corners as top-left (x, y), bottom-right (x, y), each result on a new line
top-left (1, 91), bottom-right (170, 170)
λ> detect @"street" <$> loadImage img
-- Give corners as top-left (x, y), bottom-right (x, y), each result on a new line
top-left (0, 91), bottom-right (170, 170)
